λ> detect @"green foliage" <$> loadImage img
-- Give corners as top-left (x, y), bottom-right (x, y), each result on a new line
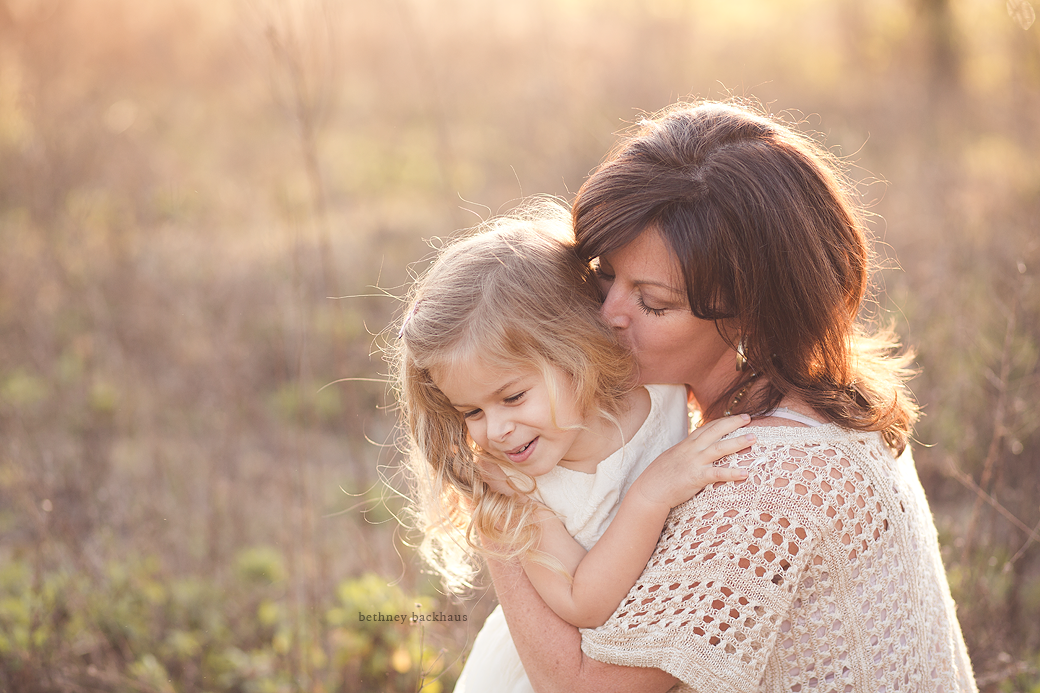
top-left (0, 552), bottom-right (457, 692)
top-left (0, 369), bottom-right (48, 408)
top-left (236, 546), bottom-right (287, 586)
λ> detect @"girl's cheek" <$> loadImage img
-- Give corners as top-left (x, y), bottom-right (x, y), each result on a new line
top-left (467, 422), bottom-right (487, 446)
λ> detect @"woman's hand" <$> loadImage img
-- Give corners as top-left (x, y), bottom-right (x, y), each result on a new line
top-left (631, 413), bottom-right (754, 509)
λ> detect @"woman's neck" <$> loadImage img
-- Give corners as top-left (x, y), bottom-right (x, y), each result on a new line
top-left (690, 358), bottom-right (822, 425)
top-left (687, 350), bottom-right (746, 420)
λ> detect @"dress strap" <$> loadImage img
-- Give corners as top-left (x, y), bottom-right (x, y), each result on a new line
top-left (765, 407), bottom-right (825, 427)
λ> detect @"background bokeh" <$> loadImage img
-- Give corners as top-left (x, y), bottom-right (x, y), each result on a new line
top-left (1, 0), bottom-right (1038, 690)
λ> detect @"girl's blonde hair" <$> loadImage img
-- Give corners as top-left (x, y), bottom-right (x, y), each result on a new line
top-left (391, 200), bottom-right (633, 590)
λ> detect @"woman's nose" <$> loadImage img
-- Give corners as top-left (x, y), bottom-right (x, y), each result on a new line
top-left (600, 285), bottom-right (631, 329)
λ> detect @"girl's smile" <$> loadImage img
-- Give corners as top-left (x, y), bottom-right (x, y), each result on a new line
top-left (433, 359), bottom-right (610, 475)
top-left (505, 438), bottom-right (537, 463)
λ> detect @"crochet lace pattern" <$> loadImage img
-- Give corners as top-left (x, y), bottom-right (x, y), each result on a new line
top-left (579, 425), bottom-right (977, 693)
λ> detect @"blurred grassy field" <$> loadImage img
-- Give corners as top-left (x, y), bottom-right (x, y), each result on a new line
top-left (0, 0), bottom-right (1038, 690)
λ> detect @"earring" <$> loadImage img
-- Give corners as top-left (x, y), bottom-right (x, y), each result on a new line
top-left (735, 337), bottom-right (747, 372)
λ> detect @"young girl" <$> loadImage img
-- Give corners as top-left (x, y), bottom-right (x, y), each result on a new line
top-left (392, 202), bottom-right (752, 692)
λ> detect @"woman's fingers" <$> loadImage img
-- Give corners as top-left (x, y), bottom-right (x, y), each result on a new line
top-left (689, 413), bottom-right (750, 443)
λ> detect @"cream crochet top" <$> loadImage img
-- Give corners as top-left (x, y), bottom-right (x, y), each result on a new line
top-left (579, 423), bottom-right (977, 693)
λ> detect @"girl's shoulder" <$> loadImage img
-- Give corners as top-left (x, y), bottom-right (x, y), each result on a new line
top-left (616, 385), bottom-right (653, 444)
top-left (639, 383), bottom-right (690, 440)
top-left (615, 383), bottom-right (687, 443)
top-left (643, 383), bottom-right (689, 407)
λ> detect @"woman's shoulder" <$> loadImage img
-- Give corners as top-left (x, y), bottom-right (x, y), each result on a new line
top-left (730, 423), bottom-right (894, 476)
top-left (742, 399), bottom-right (824, 427)
top-left (686, 424), bottom-right (898, 526)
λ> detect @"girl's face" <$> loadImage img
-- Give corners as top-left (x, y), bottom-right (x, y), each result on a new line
top-left (594, 229), bottom-right (733, 396)
top-left (433, 359), bottom-right (601, 476)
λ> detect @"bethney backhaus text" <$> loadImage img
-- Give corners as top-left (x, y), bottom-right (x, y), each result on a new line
top-left (358, 612), bottom-right (468, 624)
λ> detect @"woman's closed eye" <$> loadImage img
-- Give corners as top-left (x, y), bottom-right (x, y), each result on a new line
top-left (462, 408), bottom-right (482, 419)
top-left (638, 296), bottom-right (667, 316)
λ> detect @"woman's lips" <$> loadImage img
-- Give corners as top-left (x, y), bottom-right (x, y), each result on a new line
top-left (506, 437), bottom-right (538, 464)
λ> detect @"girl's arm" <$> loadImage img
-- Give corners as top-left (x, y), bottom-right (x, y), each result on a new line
top-left (522, 414), bottom-right (754, 628)
top-left (488, 555), bottom-right (680, 693)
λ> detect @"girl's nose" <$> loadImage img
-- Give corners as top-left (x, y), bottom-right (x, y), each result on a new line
top-left (486, 411), bottom-right (515, 442)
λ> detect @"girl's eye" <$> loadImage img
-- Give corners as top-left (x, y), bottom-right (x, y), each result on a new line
top-left (462, 409), bottom-right (482, 419)
top-left (638, 297), bottom-right (667, 317)
top-left (504, 391), bottom-right (527, 404)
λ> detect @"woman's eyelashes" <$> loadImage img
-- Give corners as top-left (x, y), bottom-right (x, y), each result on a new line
top-left (504, 391), bottom-right (527, 404)
top-left (593, 261), bottom-right (667, 316)
top-left (637, 296), bottom-right (667, 316)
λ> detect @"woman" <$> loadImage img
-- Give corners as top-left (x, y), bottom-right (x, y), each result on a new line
top-left (484, 101), bottom-right (977, 692)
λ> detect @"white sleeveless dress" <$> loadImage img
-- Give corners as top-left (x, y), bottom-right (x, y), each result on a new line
top-left (453, 384), bottom-right (689, 693)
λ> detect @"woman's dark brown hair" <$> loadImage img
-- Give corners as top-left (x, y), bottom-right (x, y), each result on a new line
top-left (573, 101), bottom-right (918, 453)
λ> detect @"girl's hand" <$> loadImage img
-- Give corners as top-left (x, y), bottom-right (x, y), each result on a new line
top-left (632, 414), bottom-right (754, 509)
top-left (476, 458), bottom-right (527, 498)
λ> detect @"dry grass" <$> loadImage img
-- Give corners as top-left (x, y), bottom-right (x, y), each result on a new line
top-left (0, 0), bottom-right (1038, 690)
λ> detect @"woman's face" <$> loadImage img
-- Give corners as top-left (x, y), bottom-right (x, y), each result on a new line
top-left (594, 229), bottom-right (733, 395)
